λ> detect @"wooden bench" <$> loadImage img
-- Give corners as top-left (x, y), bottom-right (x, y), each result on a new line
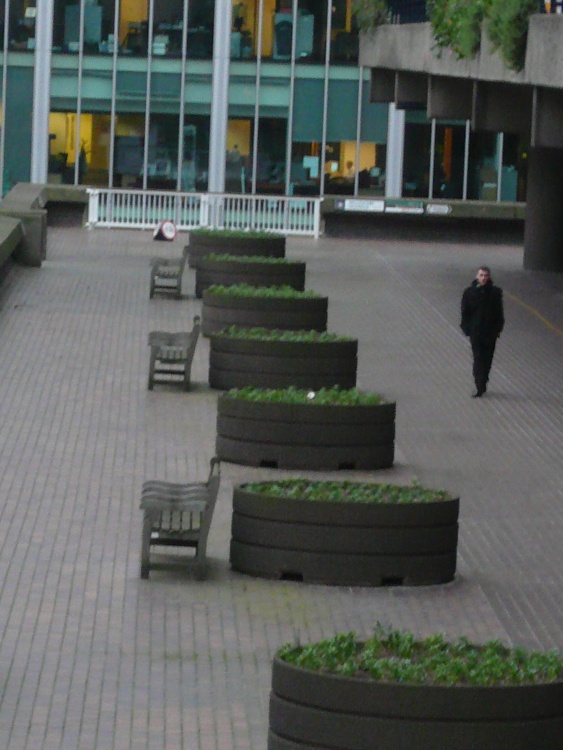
top-left (147, 315), bottom-right (201, 391)
top-left (149, 245), bottom-right (189, 298)
top-left (140, 457), bottom-right (221, 579)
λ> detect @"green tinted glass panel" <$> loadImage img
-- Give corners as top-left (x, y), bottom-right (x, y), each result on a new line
top-left (326, 79), bottom-right (357, 142)
top-left (5, 66), bottom-right (34, 185)
top-left (360, 82), bottom-right (387, 144)
top-left (292, 78), bottom-right (323, 141)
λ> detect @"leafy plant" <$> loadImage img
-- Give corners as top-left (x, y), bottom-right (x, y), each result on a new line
top-left (212, 326), bottom-right (354, 343)
top-left (351, 0), bottom-right (391, 31)
top-left (204, 254), bottom-right (298, 265)
top-left (486, 0), bottom-right (537, 71)
top-left (428, 0), bottom-right (490, 59)
top-left (428, 0), bottom-right (537, 70)
top-left (278, 625), bottom-right (563, 686)
top-left (190, 228), bottom-right (282, 239)
top-left (206, 284), bottom-right (322, 299)
top-left (427, 0), bottom-right (461, 54)
top-left (225, 386), bottom-right (385, 406)
top-left (240, 479), bottom-right (452, 504)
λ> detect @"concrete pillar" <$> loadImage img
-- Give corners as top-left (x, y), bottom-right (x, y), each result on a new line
top-left (208, 0), bottom-right (233, 194)
top-left (31, 0), bottom-right (55, 184)
top-left (385, 103), bottom-right (404, 198)
top-left (523, 147), bottom-right (563, 272)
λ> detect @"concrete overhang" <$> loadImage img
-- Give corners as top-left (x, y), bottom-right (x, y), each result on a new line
top-left (361, 16), bottom-right (563, 146)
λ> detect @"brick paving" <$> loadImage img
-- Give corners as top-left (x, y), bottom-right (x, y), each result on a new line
top-left (0, 226), bottom-right (561, 749)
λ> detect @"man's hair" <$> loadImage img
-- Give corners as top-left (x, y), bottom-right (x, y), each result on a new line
top-left (478, 266), bottom-right (491, 274)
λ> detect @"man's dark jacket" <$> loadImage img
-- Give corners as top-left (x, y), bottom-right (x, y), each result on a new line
top-left (460, 280), bottom-right (504, 341)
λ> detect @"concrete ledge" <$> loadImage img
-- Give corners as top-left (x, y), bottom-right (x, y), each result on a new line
top-left (322, 197), bottom-right (524, 244)
top-left (322, 197), bottom-right (525, 221)
top-left (0, 183), bottom-right (88, 270)
top-left (359, 18), bottom-right (562, 88)
top-left (0, 216), bottom-right (24, 268)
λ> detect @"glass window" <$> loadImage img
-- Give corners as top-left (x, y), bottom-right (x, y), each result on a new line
top-left (231, 0), bottom-right (270, 60)
top-left (502, 132), bottom-right (526, 202)
top-left (290, 141), bottom-right (320, 195)
top-left (402, 120), bottom-right (431, 198)
top-left (185, 0), bottom-right (214, 59)
top-left (432, 123), bottom-right (466, 200)
top-left (47, 111), bottom-right (96, 185)
top-left (467, 131), bottom-right (498, 201)
top-left (295, 0), bottom-right (325, 64)
top-left (226, 117), bottom-right (251, 192)
top-left (52, 0), bottom-right (114, 54)
top-left (7, 0), bottom-right (36, 51)
top-left (113, 113), bottom-right (145, 187)
top-left (330, 0), bottom-right (358, 64)
top-left (50, 0), bottom-right (215, 57)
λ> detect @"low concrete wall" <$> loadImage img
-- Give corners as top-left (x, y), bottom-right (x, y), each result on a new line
top-left (0, 183), bottom-right (88, 270)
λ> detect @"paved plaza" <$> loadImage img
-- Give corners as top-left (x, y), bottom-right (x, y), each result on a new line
top-left (0, 224), bottom-right (561, 749)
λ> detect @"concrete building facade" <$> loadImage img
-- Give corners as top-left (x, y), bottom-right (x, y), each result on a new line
top-left (0, 0), bottom-right (526, 212)
top-left (360, 15), bottom-right (563, 272)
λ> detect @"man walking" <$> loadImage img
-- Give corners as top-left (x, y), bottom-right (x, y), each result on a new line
top-left (461, 266), bottom-right (504, 398)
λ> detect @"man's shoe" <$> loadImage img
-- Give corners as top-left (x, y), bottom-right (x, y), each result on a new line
top-left (472, 390), bottom-right (484, 398)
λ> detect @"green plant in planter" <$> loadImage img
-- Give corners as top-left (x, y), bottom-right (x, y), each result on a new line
top-left (428, 0), bottom-right (490, 59)
top-left (213, 326), bottom-right (354, 343)
top-left (206, 284), bottom-right (321, 299)
top-left (486, 0), bottom-right (537, 72)
top-left (428, 0), bottom-right (537, 71)
top-left (240, 479), bottom-right (452, 504)
top-left (204, 253), bottom-right (297, 265)
top-left (190, 228), bottom-right (282, 239)
top-left (351, 0), bottom-right (390, 31)
top-left (278, 625), bottom-right (563, 686)
top-left (226, 385), bottom-right (385, 406)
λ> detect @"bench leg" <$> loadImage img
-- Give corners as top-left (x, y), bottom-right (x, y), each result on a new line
top-left (183, 365), bottom-right (191, 392)
top-left (140, 512), bottom-right (153, 579)
top-left (148, 349), bottom-right (157, 390)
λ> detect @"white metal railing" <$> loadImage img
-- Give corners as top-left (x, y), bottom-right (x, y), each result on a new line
top-left (87, 189), bottom-right (323, 238)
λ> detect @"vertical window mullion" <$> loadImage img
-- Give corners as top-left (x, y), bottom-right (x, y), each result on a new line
top-left (283, 0), bottom-right (298, 197)
top-left (74, 0), bottom-right (86, 185)
top-left (142, 0), bottom-right (155, 191)
top-left (1, 0), bottom-right (11, 192)
top-left (176, 0), bottom-right (190, 191)
top-left (319, 0), bottom-right (332, 196)
top-left (108, 0), bottom-right (120, 187)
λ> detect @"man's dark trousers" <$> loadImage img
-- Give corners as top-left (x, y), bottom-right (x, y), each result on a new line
top-left (470, 335), bottom-right (497, 394)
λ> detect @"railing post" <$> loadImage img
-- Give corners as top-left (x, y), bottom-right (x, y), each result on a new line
top-left (200, 194), bottom-right (209, 227)
top-left (314, 199), bottom-right (322, 239)
top-left (87, 189), bottom-right (99, 226)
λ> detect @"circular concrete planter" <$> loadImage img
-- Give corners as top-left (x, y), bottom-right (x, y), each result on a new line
top-left (187, 232), bottom-right (286, 269)
top-left (209, 334), bottom-right (357, 390)
top-left (202, 289), bottom-right (328, 336)
top-left (269, 658), bottom-right (563, 750)
top-left (195, 256), bottom-right (306, 298)
top-left (230, 484), bottom-right (458, 585)
top-left (215, 394), bottom-right (395, 469)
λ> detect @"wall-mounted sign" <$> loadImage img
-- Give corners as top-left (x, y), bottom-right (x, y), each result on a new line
top-left (426, 204), bottom-right (452, 215)
top-left (339, 199), bottom-right (385, 213)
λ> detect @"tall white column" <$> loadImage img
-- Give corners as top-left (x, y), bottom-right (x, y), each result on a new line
top-left (31, 0), bottom-right (55, 184)
top-left (208, 0), bottom-right (233, 193)
top-left (385, 103), bottom-right (405, 198)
